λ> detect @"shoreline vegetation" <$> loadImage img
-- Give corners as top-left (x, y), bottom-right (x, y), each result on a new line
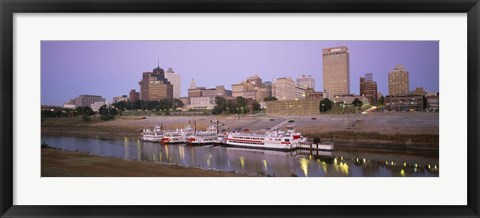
top-left (42, 113), bottom-right (439, 153)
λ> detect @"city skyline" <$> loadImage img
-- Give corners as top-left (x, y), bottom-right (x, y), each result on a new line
top-left (41, 41), bottom-right (439, 106)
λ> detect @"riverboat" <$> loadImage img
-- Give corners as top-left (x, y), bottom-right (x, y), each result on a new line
top-left (140, 124), bottom-right (163, 142)
top-left (224, 125), bottom-right (307, 151)
top-left (187, 125), bottom-right (218, 145)
top-left (160, 125), bottom-right (194, 144)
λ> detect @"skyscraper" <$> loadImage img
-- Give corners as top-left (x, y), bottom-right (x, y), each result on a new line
top-left (388, 64), bottom-right (409, 96)
top-left (165, 67), bottom-right (181, 99)
top-left (360, 73), bottom-right (378, 105)
top-left (322, 46), bottom-right (350, 98)
top-left (272, 77), bottom-right (296, 101)
top-left (138, 66), bottom-right (173, 101)
top-left (296, 75), bottom-right (315, 90)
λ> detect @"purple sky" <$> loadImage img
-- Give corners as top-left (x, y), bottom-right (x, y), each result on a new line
top-left (41, 41), bottom-right (439, 106)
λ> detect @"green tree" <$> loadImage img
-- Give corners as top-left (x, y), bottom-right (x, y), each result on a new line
top-left (99, 105), bottom-right (117, 121)
top-left (320, 98), bottom-right (333, 112)
top-left (352, 98), bottom-right (363, 109)
top-left (133, 100), bottom-right (143, 110)
top-left (211, 106), bottom-right (223, 115)
top-left (75, 106), bottom-right (94, 116)
top-left (214, 96), bottom-right (228, 111)
top-left (172, 98), bottom-right (184, 109)
top-left (252, 102), bottom-right (261, 111)
top-left (236, 96), bottom-right (247, 114)
top-left (377, 96), bottom-right (385, 106)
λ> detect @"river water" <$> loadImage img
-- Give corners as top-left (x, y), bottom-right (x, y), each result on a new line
top-left (42, 136), bottom-right (439, 177)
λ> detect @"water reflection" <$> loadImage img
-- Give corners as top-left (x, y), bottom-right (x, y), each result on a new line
top-left (42, 136), bottom-right (439, 177)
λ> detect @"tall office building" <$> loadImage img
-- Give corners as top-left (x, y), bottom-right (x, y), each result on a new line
top-left (322, 46), bottom-right (350, 98)
top-left (272, 77), bottom-right (296, 101)
top-left (360, 73), bottom-right (378, 105)
top-left (138, 65), bottom-right (173, 101)
top-left (129, 89), bottom-right (140, 102)
top-left (296, 75), bottom-right (315, 90)
top-left (388, 64), bottom-right (409, 96)
top-left (165, 67), bottom-right (181, 99)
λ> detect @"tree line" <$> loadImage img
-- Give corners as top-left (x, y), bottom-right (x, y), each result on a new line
top-left (211, 96), bottom-right (261, 115)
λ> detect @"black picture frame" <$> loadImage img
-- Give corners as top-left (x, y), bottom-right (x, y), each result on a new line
top-left (1, 0), bottom-right (479, 217)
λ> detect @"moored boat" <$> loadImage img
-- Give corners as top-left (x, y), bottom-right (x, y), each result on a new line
top-left (140, 124), bottom-right (164, 142)
top-left (224, 125), bottom-right (307, 151)
top-left (160, 125), bottom-right (194, 144)
top-left (187, 124), bottom-right (219, 145)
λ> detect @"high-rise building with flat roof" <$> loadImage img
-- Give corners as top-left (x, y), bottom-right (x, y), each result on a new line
top-left (139, 66), bottom-right (173, 101)
top-left (129, 89), bottom-right (140, 102)
top-left (165, 67), bottom-right (181, 99)
top-left (360, 73), bottom-right (378, 105)
top-left (322, 46), bottom-right (350, 98)
top-left (388, 64), bottom-right (409, 96)
top-left (272, 77), bottom-right (296, 101)
top-left (296, 75), bottom-right (315, 90)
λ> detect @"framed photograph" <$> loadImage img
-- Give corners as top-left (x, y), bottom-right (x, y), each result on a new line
top-left (1, 0), bottom-right (479, 217)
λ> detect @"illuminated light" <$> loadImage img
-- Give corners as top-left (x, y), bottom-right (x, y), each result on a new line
top-left (341, 157), bottom-right (343, 161)
top-left (414, 163), bottom-right (418, 168)
top-left (334, 158), bottom-right (338, 165)
top-left (385, 161), bottom-right (388, 165)
top-left (263, 160), bottom-right (268, 171)
top-left (239, 156), bottom-right (245, 169)
top-left (300, 158), bottom-right (309, 176)
top-left (356, 158), bottom-right (359, 162)
top-left (404, 162), bottom-right (406, 167)
top-left (338, 162), bottom-right (349, 176)
top-left (400, 169), bottom-right (406, 177)
top-left (391, 161), bottom-right (394, 166)
top-left (428, 165), bottom-right (431, 169)
top-left (363, 158), bottom-right (366, 163)
top-left (434, 165), bottom-right (437, 169)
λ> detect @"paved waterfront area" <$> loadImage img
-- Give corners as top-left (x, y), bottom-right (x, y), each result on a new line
top-left (87, 112), bottom-right (438, 135)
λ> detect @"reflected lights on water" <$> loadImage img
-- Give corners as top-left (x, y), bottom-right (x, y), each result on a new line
top-left (299, 158), bottom-right (309, 177)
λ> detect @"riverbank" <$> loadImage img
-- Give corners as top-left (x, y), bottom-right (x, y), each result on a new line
top-left (42, 112), bottom-right (439, 151)
top-left (41, 148), bottom-right (245, 177)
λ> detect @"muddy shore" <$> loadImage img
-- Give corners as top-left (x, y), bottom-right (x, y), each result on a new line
top-left (42, 147), bottom-right (245, 177)
top-left (42, 112), bottom-right (439, 151)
